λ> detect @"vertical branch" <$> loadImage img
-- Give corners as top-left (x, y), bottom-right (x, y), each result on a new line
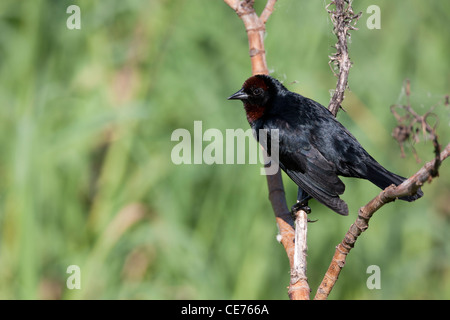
top-left (288, 209), bottom-right (310, 300)
top-left (224, 0), bottom-right (310, 300)
top-left (225, 0), bottom-right (268, 75)
top-left (311, 0), bottom-right (362, 300)
top-left (327, 0), bottom-right (361, 116)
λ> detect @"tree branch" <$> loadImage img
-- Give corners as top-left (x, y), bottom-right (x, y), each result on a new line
top-left (260, 0), bottom-right (277, 24)
top-left (314, 142), bottom-right (450, 300)
top-left (288, 209), bottom-right (310, 300)
top-left (225, 0), bottom-right (309, 299)
top-left (225, 0), bottom-right (273, 75)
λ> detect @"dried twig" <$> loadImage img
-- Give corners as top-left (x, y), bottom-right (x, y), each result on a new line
top-left (326, 0), bottom-right (362, 116)
top-left (391, 79), bottom-right (443, 171)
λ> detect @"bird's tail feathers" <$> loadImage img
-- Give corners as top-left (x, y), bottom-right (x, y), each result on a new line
top-left (366, 163), bottom-right (423, 202)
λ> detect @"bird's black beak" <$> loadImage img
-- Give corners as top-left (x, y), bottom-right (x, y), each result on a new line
top-left (227, 88), bottom-right (249, 100)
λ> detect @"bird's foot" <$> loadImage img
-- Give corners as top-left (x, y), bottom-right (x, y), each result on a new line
top-left (291, 201), bottom-right (311, 214)
top-left (291, 201), bottom-right (318, 223)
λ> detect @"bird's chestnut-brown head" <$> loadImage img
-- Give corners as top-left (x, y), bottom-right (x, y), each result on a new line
top-left (228, 75), bottom-right (286, 123)
top-left (228, 75), bottom-right (271, 105)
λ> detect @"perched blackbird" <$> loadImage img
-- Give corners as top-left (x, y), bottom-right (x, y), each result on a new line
top-left (228, 75), bottom-right (423, 215)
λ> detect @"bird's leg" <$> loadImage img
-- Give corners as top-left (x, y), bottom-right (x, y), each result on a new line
top-left (292, 187), bottom-right (312, 213)
top-left (291, 188), bottom-right (316, 222)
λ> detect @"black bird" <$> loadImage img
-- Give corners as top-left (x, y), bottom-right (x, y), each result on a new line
top-left (228, 74), bottom-right (423, 215)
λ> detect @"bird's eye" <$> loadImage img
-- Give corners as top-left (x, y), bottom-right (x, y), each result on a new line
top-left (253, 88), bottom-right (263, 96)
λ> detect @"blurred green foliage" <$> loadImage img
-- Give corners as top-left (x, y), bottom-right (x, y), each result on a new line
top-left (0, 0), bottom-right (448, 300)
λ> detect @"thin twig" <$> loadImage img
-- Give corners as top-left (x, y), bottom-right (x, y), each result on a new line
top-left (260, 0), bottom-right (277, 24)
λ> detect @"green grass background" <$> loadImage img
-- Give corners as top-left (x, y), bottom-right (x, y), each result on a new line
top-left (0, 0), bottom-right (448, 299)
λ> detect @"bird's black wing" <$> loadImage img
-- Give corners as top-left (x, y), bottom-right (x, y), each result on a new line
top-left (296, 97), bottom-right (423, 202)
top-left (263, 117), bottom-right (349, 215)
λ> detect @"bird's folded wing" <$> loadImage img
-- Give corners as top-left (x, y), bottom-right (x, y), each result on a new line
top-left (279, 147), bottom-right (348, 215)
top-left (266, 119), bottom-right (348, 215)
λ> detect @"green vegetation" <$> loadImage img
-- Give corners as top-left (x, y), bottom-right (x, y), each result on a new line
top-left (0, 0), bottom-right (448, 299)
